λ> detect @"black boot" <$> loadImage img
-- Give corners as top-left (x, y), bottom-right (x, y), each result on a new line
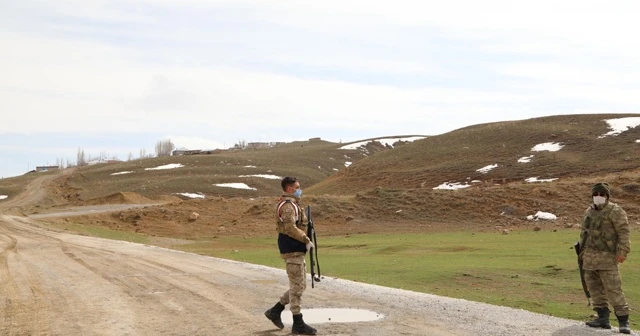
top-left (264, 302), bottom-right (285, 329)
top-left (292, 313), bottom-right (317, 335)
top-left (586, 307), bottom-right (611, 329)
top-left (616, 314), bottom-right (631, 334)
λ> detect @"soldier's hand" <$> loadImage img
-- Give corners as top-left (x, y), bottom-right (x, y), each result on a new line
top-left (617, 255), bottom-right (627, 263)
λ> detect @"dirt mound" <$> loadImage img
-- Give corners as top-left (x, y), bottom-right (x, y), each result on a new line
top-left (88, 192), bottom-right (156, 205)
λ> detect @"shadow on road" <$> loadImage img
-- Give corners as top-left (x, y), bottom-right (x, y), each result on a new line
top-left (252, 329), bottom-right (283, 336)
top-left (552, 324), bottom-right (635, 335)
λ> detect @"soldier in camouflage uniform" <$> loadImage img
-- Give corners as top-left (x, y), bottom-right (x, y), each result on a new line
top-left (580, 182), bottom-right (631, 334)
top-left (264, 176), bottom-right (317, 335)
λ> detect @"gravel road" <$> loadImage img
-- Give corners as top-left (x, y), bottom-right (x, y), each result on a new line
top-left (2, 213), bottom-right (634, 335)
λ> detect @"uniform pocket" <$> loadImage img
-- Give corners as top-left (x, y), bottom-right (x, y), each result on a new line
top-left (603, 231), bottom-right (617, 252)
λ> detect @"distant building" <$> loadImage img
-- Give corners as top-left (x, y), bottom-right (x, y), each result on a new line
top-left (172, 149), bottom-right (203, 156)
top-left (172, 149), bottom-right (222, 156)
top-left (35, 165), bottom-right (60, 172)
top-left (247, 142), bottom-right (271, 149)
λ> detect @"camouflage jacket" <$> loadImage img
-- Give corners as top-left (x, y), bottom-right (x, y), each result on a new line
top-left (275, 195), bottom-right (310, 259)
top-left (580, 201), bottom-right (630, 270)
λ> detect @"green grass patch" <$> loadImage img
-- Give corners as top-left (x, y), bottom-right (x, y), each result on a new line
top-left (185, 230), bottom-right (640, 326)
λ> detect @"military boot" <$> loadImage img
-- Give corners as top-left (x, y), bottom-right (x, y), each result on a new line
top-left (264, 302), bottom-right (285, 329)
top-left (616, 314), bottom-right (631, 334)
top-left (586, 307), bottom-right (611, 329)
top-left (292, 313), bottom-right (317, 335)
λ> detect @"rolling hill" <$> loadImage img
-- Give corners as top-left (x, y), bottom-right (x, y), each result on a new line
top-left (1, 114), bottom-right (639, 236)
top-left (308, 113), bottom-right (640, 195)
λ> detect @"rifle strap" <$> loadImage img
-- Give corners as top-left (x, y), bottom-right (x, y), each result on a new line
top-left (277, 200), bottom-right (300, 224)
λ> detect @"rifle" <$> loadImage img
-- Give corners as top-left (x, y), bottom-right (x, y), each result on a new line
top-left (574, 241), bottom-right (591, 306)
top-left (306, 205), bottom-right (321, 288)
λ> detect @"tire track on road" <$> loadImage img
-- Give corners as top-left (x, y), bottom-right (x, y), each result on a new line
top-left (0, 223), bottom-right (53, 336)
top-left (0, 231), bottom-right (19, 334)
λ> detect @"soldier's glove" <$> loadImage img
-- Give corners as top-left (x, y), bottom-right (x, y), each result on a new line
top-left (306, 241), bottom-right (315, 252)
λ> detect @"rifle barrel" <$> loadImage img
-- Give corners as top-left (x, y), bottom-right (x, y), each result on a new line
top-left (306, 205), bottom-right (320, 288)
top-left (574, 241), bottom-right (591, 304)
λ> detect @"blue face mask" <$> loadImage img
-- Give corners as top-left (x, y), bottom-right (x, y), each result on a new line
top-left (293, 189), bottom-right (302, 198)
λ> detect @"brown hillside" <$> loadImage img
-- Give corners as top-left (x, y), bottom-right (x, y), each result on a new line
top-left (39, 169), bottom-right (640, 241)
top-left (86, 192), bottom-right (158, 205)
top-left (3, 114), bottom-right (640, 239)
top-left (309, 113), bottom-right (640, 195)
top-left (53, 138), bottom-right (372, 202)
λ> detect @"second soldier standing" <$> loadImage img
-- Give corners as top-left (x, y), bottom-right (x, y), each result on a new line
top-left (580, 182), bottom-right (631, 334)
top-left (264, 176), bottom-right (317, 335)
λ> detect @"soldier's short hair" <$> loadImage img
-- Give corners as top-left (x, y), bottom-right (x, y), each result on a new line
top-left (281, 176), bottom-right (298, 191)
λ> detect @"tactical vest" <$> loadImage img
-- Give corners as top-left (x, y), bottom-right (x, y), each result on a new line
top-left (275, 199), bottom-right (307, 255)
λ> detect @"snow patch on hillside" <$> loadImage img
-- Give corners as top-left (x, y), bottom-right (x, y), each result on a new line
top-left (214, 183), bottom-right (256, 190)
top-left (175, 193), bottom-right (205, 199)
top-left (433, 182), bottom-right (471, 190)
top-left (527, 211), bottom-right (557, 221)
top-left (525, 177), bottom-right (558, 183)
top-left (239, 174), bottom-right (281, 179)
top-left (599, 117), bottom-right (640, 138)
top-left (145, 164), bottom-right (184, 170)
top-left (477, 164), bottom-right (498, 174)
top-left (531, 142), bottom-right (563, 152)
top-left (518, 155), bottom-right (534, 163)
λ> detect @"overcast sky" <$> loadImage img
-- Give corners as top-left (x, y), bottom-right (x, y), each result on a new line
top-left (2, 1), bottom-right (640, 178)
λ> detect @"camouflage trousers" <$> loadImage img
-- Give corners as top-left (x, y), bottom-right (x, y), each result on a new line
top-left (585, 269), bottom-right (629, 316)
top-left (279, 255), bottom-right (307, 315)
